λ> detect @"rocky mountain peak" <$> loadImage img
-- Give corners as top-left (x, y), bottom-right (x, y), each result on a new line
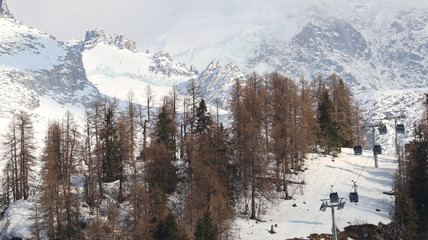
top-left (191, 60), bottom-right (244, 108)
top-left (0, 0), bottom-right (13, 19)
top-left (82, 29), bottom-right (137, 52)
top-left (149, 51), bottom-right (198, 78)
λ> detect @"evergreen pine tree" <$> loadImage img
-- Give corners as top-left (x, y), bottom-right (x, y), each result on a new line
top-left (194, 99), bottom-right (212, 134)
top-left (194, 212), bottom-right (218, 240)
top-left (154, 212), bottom-right (189, 240)
top-left (318, 89), bottom-right (341, 155)
top-left (157, 105), bottom-right (176, 158)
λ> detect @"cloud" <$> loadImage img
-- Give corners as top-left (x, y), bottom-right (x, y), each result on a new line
top-left (7, 0), bottom-right (427, 52)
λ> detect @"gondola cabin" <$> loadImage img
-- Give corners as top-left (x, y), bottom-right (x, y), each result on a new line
top-left (353, 145), bottom-right (362, 155)
top-left (396, 124), bottom-right (405, 133)
top-left (378, 124), bottom-right (387, 135)
top-left (329, 192), bottom-right (339, 203)
top-left (349, 192), bottom-right (359, 203)
top-left (373, 145), bottom-right (382, 155)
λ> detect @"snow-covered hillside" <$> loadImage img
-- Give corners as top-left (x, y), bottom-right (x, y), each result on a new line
top-left (233, 148), bottom-right (397, 239)
top-left (0, 16), bottom-right (100, 140)
top-left (0, 148), bottom-right (397, 239)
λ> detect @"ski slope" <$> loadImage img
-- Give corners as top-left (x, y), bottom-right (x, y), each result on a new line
top-left (233, 148), bottom-right (397, 239)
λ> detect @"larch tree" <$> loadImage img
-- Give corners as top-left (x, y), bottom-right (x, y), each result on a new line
top-left (328, 74), bottom-right (355, 147)
top-left (231, 74), bottom-right (273, 220)
top-left (269, 73), bottom-right (299, 199)
top-left (39, 118), bottom-right (82, 239)
top-left (2, 111), bottom-right (36, 203)
top-left (184, 118), bottom-right (233, 237)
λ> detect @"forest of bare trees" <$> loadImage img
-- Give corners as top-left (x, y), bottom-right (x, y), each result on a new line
top-left (0, 72), bottom-right (363, 239)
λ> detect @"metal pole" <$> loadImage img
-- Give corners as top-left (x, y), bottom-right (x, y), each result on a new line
top-left (374, 154), bottom-right (378, 168)
top-left (372, 126), bottom-right (378, 168)
top-left (331, 206), bottom-right (337, 240)
top-left (394, 118), bottom-right (398, 157)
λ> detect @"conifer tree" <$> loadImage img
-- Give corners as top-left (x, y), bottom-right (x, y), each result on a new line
top-left (318, 89), bottom-right (341, 155)
top-left (154, 212), bottom-right (189, 240)
top-left (194, 212), bottom-right (218, 240)
top-left (39, 119), bottom-right (82, 239)
top-left (156, 105), bottom-right (177, 158)
top-left (230, 74), bottom-right (273, 219)
top-left (328, 75), bottom-right (354, 147)
top-left (194, 99), bottom-right (212, 134)
top-left (100, 99), bottom-right (122, 182)
top-left (146, 141), bottom-right (178, 194)
top-left (2, 111), bottom-right (36, 202)
top-left (401, 107), bottom-right (428, 238)
top-left (184, 124), bottom-right (233, 236)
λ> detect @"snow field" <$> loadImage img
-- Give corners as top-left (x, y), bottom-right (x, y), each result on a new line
top-left (233, 148), bottom-right (396, 239)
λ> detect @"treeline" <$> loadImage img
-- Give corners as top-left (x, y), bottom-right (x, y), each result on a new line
top-left (395, 94), bottom-right (428, 239)
top-left (0, 72), bottom-right (362, 239)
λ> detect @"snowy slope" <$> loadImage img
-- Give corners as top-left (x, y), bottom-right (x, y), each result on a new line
top-left (75, 30), bottom-right (198, 106)
top-left (0, 18), bottom-right (96, 141)
top-left (233, 148), bottom-right (397, 239)
top-left (0, 16), bottom-right (100, 136)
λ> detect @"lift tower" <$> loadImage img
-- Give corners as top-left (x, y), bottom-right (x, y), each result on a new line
top-left (364, 123), bottom-right (381, 168)
top-left (320, 193), bottom-right (345, 240)
top-left (384, 114), bottom-right (406, 157)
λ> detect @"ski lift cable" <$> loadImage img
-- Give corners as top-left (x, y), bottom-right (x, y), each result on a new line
top-left (330, 150), bottom-right (352, 191)
top-left (355, 151), bottom-right (372, 184)
top-left (310, 152), bottom-right (338, 234)
top-left (311, 203), bottom-right (322, 234)
top-left (338, 153), bottom-right (372, 221)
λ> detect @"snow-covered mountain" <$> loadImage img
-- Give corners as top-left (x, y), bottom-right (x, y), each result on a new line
top-left (178, 60), bottom-right (245, 108)
top-left (0, 15), bottom-right (100, 131)
top-left (0, 1), bottom-right (427, 238)
top-left (66, 29), bottom-right (201, 106)
top-left (249, 11), bottom-right (428, 93)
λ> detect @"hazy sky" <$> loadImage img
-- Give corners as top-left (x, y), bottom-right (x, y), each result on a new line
top-left (7, 0), bottom-right (426, 52)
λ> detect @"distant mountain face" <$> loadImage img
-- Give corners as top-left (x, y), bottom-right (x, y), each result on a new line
top-left (0, 17), bottom-right (100, 119)
top-left (71, 29), bottom-right (138, 53)
top-left (248, 11), bottom-right (428, 93)
top-left (178, 60), bottom-right (244, 108)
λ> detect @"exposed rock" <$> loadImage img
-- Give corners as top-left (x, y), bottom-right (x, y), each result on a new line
top-left (70, 29), bottom-right (138, 53)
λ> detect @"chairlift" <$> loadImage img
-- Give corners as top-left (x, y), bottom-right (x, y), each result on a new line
top-left (396, 124), bottom-right (405, 134)
top-left (349, 181), bottom-right (359, 203)
top-left (353, 145), bottom-right (362, 155)
top-left (378, 124), bottom-right (387, 135)
top-left (373, 145), bottom-right (382, 155)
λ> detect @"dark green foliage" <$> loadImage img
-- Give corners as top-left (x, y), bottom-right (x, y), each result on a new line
top-left (101, 101), bottom-right (122, 182)
top-left (156, 106), bottom-right (176, 158)
top-left (405, 124), bottom-right (428, 238)
top-left (153, 212), bottom-right (189, 240)
top-left (194, 99), bottom-right (212, 134)
top-left (194, 212), bottom-right (218, 240)
top-left (318, 89), bottom-right (341, 154)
